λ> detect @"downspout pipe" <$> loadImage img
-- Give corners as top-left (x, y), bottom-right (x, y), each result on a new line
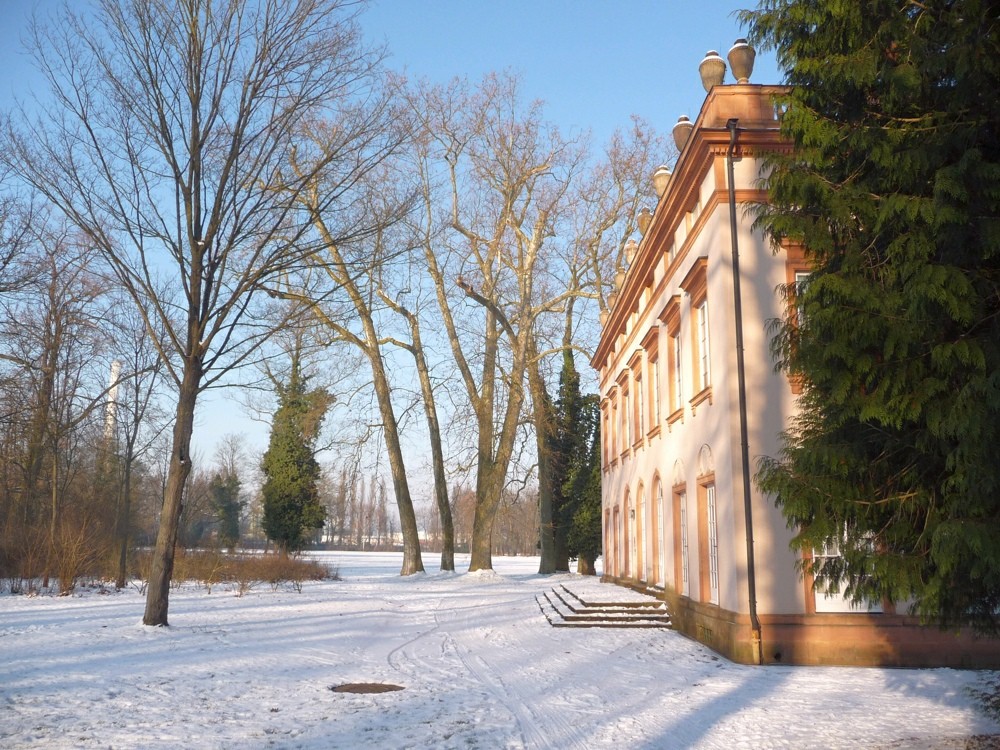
top-left (727, 117), bottom-right (764, 665)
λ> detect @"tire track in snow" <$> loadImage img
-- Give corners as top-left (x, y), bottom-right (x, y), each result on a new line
top-left (441, 598), bottom-right (592, 750)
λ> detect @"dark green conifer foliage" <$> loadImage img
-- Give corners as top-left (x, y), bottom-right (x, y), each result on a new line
top-left (261, 361), bottom-right (331, 553)
top-left (557, 351), bottom-right (602, 572)
top-left (742, 0), bottom-right (1000, 631)
top-left (549, 350), bottom-right (579, 569)
top-left (209, 470), bottom-right (242, 551)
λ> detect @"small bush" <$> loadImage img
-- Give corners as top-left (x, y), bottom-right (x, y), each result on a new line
top-left (130, 550), bottom-right (152, 594)
top-left (1, 523), bottom-right (47, 594)
top-left (140, 549), bottom-right (331, 596)
top-left (52, 520), bottom-right (104, 595)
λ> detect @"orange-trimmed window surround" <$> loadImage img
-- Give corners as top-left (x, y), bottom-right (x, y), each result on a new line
top-left (681, 257), bottom-right (712, 414)
top-left (659, 295), bottom-right (684, 429)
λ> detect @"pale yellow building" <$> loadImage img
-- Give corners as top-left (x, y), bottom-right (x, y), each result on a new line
top-left (592, 59), bottom-right (1000, 667)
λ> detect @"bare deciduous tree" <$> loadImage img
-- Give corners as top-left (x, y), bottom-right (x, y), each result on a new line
top-left (534, 118), bottom-right (670, 574)
top-left (411, 73), bottom-right (586, 571)
top-left (279, 145), bottom-right (425, 574)
top-left (2, 0), bottom-right (395, 624)
top-left (108, 300), bottom-right (170, 589)
top-left (377, 286), bottom-right (457, 571)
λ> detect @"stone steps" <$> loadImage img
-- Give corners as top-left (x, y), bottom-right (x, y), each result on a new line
top-left (536, 583), bottom-right (672, 629)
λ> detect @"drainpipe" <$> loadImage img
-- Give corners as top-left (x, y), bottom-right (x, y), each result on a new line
top-left (727, 117), bottom-right (763, 666)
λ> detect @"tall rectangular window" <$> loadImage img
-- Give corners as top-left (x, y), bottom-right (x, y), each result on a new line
top-left (681, 257), bottom-right (711, 411)
top-left (621, 384), bottom-right (630, 451)
top-left (784, 244), bottom-right (810, 395)
top-left (698, 478), bottom-right (719, 605)
top-left (697, 299), bottom-right (711, 391)
top-left (655, 482), bottom-right (665, 586)
top-left (673, 486), bottom-right (689, 597)
top-left (601, 403), bottom-right (610, 467)
top-left (794, 270), bottom-right (810, 329)
top-left (634, 372), bottom-right (643, 441)
top-left (659, 295), bottom-right (683, 426)
top-left (680, 490), bottom-right (690, 597)
top-left (640, 328), bottom-right (659, 437)
top-left (651, 355), bottom-right (661, 427)
top-left (707, 483), bottom-right (718, 604)
top-left (671, 331), bottom-right (683, 412)
top-left (610, 391), bottom-right (618, 459)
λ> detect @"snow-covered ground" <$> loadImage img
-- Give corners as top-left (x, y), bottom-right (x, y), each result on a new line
top-left (2, 552), bottom-right (998, 749)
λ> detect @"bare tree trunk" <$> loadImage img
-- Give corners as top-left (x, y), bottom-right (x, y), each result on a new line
top-left (143, 361), bottom-right (199, 626)
top-left (468, 318), bottom-right (526, 572)
top-left (411, 338), bottom-right (454, 572)
top-left (368, 354), bottom-right (424, 574)
top-left (468, 312), bottom-right (499, 573)
top-left (114, 457), bottom-right (132, 589)
top-left (378, 291), bottom-right (455, 571)
top-left (469, 459), bottom-right (504, 572)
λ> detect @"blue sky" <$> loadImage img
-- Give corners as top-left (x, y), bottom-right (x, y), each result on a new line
top-left (0, 0), bottom-right (781, 461)
top-left (362, 0), bottom-right (781, 148)
top-left (1, 1), bottom-right (781, 146)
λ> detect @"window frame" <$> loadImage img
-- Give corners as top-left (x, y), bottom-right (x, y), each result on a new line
top-left (783, 243), bottom-right (810, 395)
top-left (697, 475), bottom-right (719, 606)
top-left (640, 327), bottom-right (660, 439)
top-left (672, 483), bottom-right (689, 597)
top-left (680, 257), bottom-right (712, 413)
top-left (659, 295), bottom-right (684, 429)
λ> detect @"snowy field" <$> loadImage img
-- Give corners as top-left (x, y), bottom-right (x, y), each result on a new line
top-left (2, 551), bottom-right (999, 749)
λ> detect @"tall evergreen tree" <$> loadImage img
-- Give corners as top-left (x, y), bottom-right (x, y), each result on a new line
top-left (261, 359), bottom-right (331, 553)
top-left (536, 347), bottom-right (567, 573)
top-left (550, 351), bottom-right (602, 575)
top-left (564, 391), bottom-right (602, 576)
top-left (209, 470), bottom-right (242, 551)
top-left (743, 1), bottom-right (1000, 631)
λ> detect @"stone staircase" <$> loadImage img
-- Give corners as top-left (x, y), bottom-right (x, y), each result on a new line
top-left (536, 583), bottom-right (672, 629)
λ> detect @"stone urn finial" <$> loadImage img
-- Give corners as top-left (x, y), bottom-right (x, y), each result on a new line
top-left (728, 38), bottom-right (756, 84)
top-left (624, 238), bottom-right (639, 265)
top-left (614, 268), bottom-right (626, 290)
top-left (699, 50), bottom-right (726, 92)
top-left (672, 115), bottom-right (694, 151)
top-left (652, 165), bottom-right (672, 198)
top-left (607, 290), bottom-right (619, 309)
top-left (599, 308), bottom-right (609, 327)
top-left (637, 207), bottom-right (652, 236)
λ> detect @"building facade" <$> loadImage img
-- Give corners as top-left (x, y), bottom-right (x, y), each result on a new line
top-left (592, 81), bottom-right (1000, 667)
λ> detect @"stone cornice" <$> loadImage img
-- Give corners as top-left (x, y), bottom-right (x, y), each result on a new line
top-left (592, 85), bottom-right (791, 373)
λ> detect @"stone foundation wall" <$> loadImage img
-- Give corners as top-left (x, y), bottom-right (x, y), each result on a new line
top-left (604, 576), bottom-right (1000, 668)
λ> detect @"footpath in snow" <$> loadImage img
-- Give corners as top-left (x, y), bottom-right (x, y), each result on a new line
top-left (2, 551), bottom-right (999, 749)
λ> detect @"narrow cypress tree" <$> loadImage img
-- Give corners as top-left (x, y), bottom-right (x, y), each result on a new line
top-left (261, 359), bottom-right (331, 554)
top-left (209, 470), bottom-right (242, 551)
top-left (743, 0), bottom-right (1000, 631)
top-left (553, 350), bottom-right (602, 574)
top-left (552, 350), bottom-right (583, 569)
top-left (564, 392), bottom-right (601, 575)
